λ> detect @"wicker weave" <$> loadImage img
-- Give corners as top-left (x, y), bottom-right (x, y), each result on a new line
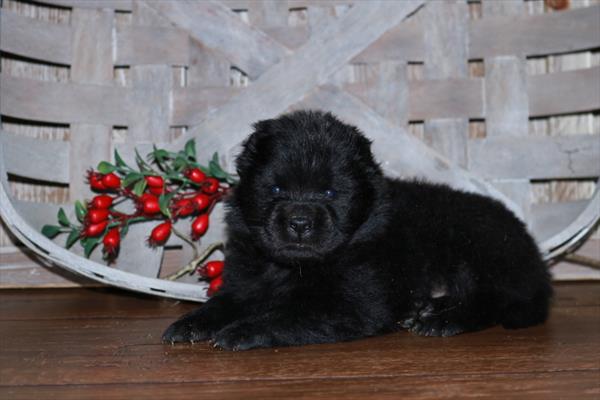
top-left (1, 0), bottom-right (599, 299)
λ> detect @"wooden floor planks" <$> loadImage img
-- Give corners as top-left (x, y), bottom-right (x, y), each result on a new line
top-left (0, 283), bottom-right (598, 399)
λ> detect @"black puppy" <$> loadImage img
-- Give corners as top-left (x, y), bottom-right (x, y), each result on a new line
top-left (163, 110), bottom-right (552, 350)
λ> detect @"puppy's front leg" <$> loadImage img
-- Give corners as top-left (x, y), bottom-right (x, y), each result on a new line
top-left (162, 293), bottom-right (242, 343)
top-left (212, 309), bottom-right (385, 350)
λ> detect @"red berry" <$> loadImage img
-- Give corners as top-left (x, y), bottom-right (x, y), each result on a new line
top-left (173, 199), bottom-right (195, 217)
top-left (203, 178), bottom-right (219, 194)
top-left (191, 214), bottom-right (209, 239)
top-left (83, 221), bottom-right (108, 237)
top-left (140, 194), bottom-right (160, 215)
top-left (88, 172), bottom-right (106, 191)
top-left (148, 186), bottom-right (164, 196)
top-left (87, 208), bottom-right (109, 224)
top-left (90, 195), bottom-right (113, 209)
top-left (102, 173), bottom-right (121, 189)
top-left (192, 194), bottom-right (210, 211)
top-left (102, 228), bottom-right (120, 258)
top-left (207, 276), bottom-right (223, 297)
top-left (186, 168), bottom-right (206, 184)
top-left (198, 260), bottom-right (224, 278)
top-left (145, 175), bottom-right (164, 188)
top-left (149, 221), bottom-right (172, 246)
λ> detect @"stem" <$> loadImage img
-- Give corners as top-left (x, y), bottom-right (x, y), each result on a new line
top-left (171, 225), bottom-right (199, 260)
top-left (563, 254), bottom-right (600, 270)
top-left (164, 242), bottom-right (224, 281)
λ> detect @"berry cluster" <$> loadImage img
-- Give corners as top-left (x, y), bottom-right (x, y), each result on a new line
top-left (42, 140), bottom-right (235, 295)
top-left (197, 260), bottom-right (224, 296)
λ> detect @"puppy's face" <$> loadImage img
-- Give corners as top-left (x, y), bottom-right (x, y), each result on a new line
top-left (231, 111), bottom-right (382, 264)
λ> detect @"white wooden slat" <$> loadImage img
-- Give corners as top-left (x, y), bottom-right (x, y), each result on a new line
top-left (484, 57), bottom-right (529, 138)
top-left (351, 61), bottom-right (409, 128)
top-left (531, 200), bottom-right (589, 243)
top-left (0, 74), bottom-right (129, 125)
top-left (0, 10), bottom-right (192, 67)
top-left (172, 1), bottom-right (425, 163)
top-left (128, 65), bottom-right (173, 143)
top-left (2, 132), bottom-right (69, 184)
top-left (528, 66), bottom-right (600, 117)
top-left (36, 0), bottom-right (133, 11)
top-left (222, 0), bottom-right (353, 8)
top-left (116, 222), bottom-right (165, 278)
top-left (0, 9), bottom-right (71, 65)
top-left (351, 4), bottom-right (600, 64)
top-left (352, 19), bottom-right (423, 64)
top-left (248, 0), bottom-right (288, 28)
top-left (115, 26), bottom-right (190, 66)
top-left (5, 3), bottom-right (598, 69)
top-left (145, 0), bottom-right (289, 79)
top-left (171, 87), bottom-right (236, 126)
top-left (469, 134), bottom-right (600, 180)
top-left (470, 4), bottom-right (600, 59)
top-left (2, 66), bottom-right (595, 128)
top-left (69, 8), bottom-right (113, 202)
top-left (187, 42), bottom-right (232, 88)
top-left (481, 0), bottom-right (531, 225)
top-left (423, 0), bottom-right (469, 168)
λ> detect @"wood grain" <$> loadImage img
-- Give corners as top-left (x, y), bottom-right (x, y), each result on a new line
top-left (145, 0), bottom-right (288, 79)
top-left (528, 66), bottom-right (600, 117)
top-left (0, 9), bottom-right (71, 65)
top-left (69, 8), bottom-right (113, 202)
top-left (174, 0), bottom-right (424, 162)
top-left (0, 74), bottom-right (130, 125)
top-left (469, 134), bottom-right (600, 180)
top-left (1, 132), bottom-right (70, 184)
top-left (0, 283), bottom-right (598, 399)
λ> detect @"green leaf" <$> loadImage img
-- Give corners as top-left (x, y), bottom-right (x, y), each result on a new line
top-left (184, 139), bottom-right (196, 160)
top-left (172, 155), bottom-right (188, 171)
top-left (114, 149), bottom-right (128, 168)
top-left (212, 152), bottom-right (219, 165)
top-left (57, 208), bottom-right (70, 227)
top-left (83, 237), bottom-right (100, 258)
top-left (97, 161), bottom-right (116, 174)
top-left (135, 148), bottom-right (151, 172)
top-left (122, 172), bottom-right (143, 188)
top-left (152, 145), bottom-right (170, 163)
top-left (66, 229), bottom-right (80, 249)
top-left (209, 160), bottom-right (228, 179)
top-left (120, 222), bottom-right (129, 238)
top-left (41, 225), bottom-right (62, 239)
top-left (133, 179), bottom-right (147, 197)
top-left (159, 192), bottom-right (174, 218)
top-left (74, 200), bottom-right (87, 222)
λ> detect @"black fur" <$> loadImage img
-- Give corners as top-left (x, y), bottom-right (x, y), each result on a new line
top-left (162, 110), bottom-right (552, 350)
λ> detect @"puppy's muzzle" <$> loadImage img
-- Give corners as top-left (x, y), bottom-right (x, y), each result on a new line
top-left (280, 204), bottom-right (317, 241)
top-left (288, 215), bottom-right (313, 237)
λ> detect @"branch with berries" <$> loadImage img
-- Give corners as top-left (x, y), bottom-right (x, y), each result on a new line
top-left (41, 140), bottom-right (234, 296)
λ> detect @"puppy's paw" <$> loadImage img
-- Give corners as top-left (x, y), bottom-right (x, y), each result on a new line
top-left (212, 323), bottom-right (275, 351)
top-left (402, 297), bottom-right (466, 337)
top-left (162, 316), bottom-right (212, 344)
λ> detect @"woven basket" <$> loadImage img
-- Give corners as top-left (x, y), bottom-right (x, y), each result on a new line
top-left (1, 0), bottom-right (599, 300)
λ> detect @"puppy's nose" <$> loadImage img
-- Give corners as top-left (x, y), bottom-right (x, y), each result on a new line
top-left (289, 216), bottom-right (312, 235)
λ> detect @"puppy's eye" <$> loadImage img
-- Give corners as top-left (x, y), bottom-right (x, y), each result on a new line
top-left (271, 185), bottom-right (282, 195)
top-left (324, 189), bottom-right (337, 199)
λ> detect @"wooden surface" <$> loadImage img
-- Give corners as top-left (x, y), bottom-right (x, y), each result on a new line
top-left (0, 283), bottom-right (598, 399)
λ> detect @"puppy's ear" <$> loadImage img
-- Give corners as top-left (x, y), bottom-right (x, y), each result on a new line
top-left (236, 118), bottom-right (275, 178)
